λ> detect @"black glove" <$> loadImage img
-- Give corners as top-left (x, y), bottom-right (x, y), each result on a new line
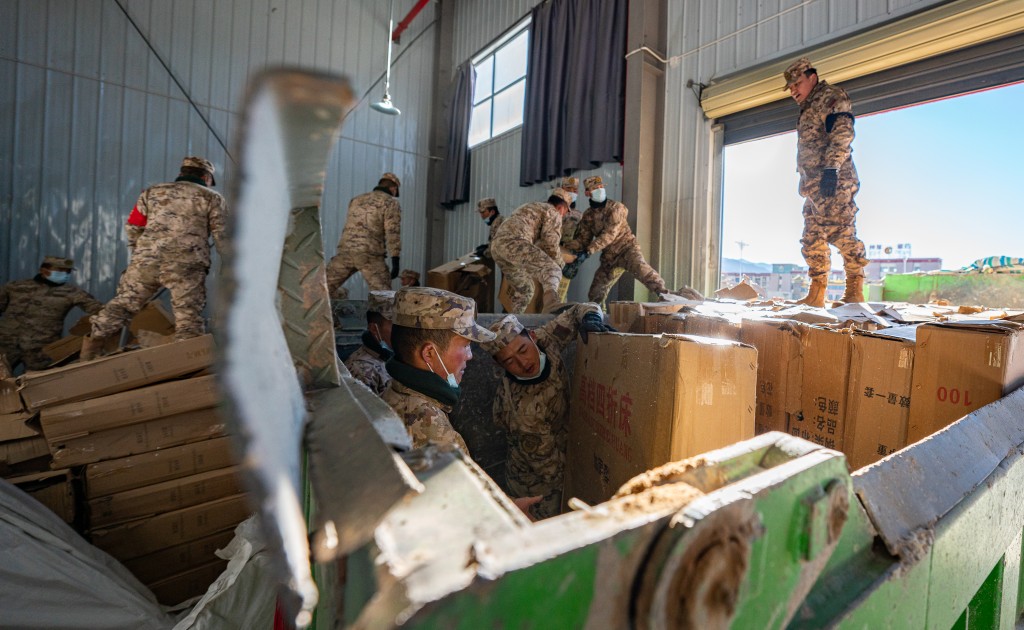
top-left (474, 243), bottom-right (488, 257)
top-left (578, 311), bottom-right (614, 344)
top-left (574, 250), bottom-right (589, 263)
top-left (390, 256), bottom-right (400, 279)
top-left (820, 169), bottom-right (838, 198)
top-left (561, 251), bottom-right (589, 279)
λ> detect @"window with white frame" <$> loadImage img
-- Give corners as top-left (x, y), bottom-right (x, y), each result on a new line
top-left (468, 20), bottom-right (530, 148)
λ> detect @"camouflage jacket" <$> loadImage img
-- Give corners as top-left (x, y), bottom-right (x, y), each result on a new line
top-left (492, 303), bottom-right (601, 475)
top-left (566, 199), bottom-right (636, 257)
top-left (127, 180), bottom-right (228, 268)
top-left (797, 80), bottom-right (858, 197)
top-left (492, 202), bottom-right (563, 261)
top-left (344, 344), bottom-right (391, 396)
top-left (340, 189), bottom-right (402, 257)
top-left (560, 208), bottom-right (583, 247)
top-left (0, 277), bottom-right (103, 343)
top-left (483, 213), bottom-right (505, 257)
top-left (382, 379), bottom-right (469, 453)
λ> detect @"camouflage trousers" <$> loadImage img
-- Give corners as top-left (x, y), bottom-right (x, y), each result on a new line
top-left (326, 249), bottom-right (392, 299)
top-left (589, 244), bottom-right (668, 306)
top-left (505, 421), bottom-right (567, 520)
top-left (800, 191), bottom-right (868, 282)
top-left (557, 276), bottom-right (572, 302)
top-left (490, 238), bottom-right (562, 314)
top-left (92, 260), bottom-right (208, 340)
top-left (0, 329), bottom-right (52, 373)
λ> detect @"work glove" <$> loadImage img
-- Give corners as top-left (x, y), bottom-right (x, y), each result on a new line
top-left (474, 243), bottom-right (488, 257)
top-left (561, 250), bottom-right (589, 279)
top-left (390, 256), bottom-right (400, 279)
top-left (578, 311), bottom-right (616, 344)
top-left (820, 168), bottom-right (838, 198)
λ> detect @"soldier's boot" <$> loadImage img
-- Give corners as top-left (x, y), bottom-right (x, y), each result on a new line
top-left (796, 279), bottom-right (827, 308)
top-left (842, 275), bottom-right (865, 304)
top-left (79, 334), bottom-right (108, 362)
top-left (541, 288), bottom-right (567, 314)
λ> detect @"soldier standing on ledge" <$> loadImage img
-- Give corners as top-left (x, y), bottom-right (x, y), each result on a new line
top-left (784, 58), bottom-right (868, 307)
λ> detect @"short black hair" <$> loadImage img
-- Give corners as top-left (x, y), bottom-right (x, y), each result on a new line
top-left (547, 195), bottom-right (568, 209)
top-left (391, 325), bottom-right (457, 364)
top-left (805, 67), bottom-right (817, 78)
top-left (180, 166), bottom-right (210, 180)
top-left (366, 311), bottom-right (387, 327)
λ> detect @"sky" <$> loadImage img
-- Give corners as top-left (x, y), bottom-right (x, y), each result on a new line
top-left (721, 81), bottom-right (1024, 271)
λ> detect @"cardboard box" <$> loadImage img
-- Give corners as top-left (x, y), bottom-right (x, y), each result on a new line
top-left (19, 334), bottom-right (214, 410)
top-left (129, 301), bottom-right (176, 338)
top-left (907, 321), bottom-right (1024, 443)
top-left (86, 436), bottom-right (236, 498)
top-left (428, 253), bottom-right (495, 313)
top-left (147, 560), bottom-right (228, 605)
top-left (90, 493), bottom-right (250, 560)
top-left (89, 466), bottom-right (242, 527)
top-left (498, 276), bottom-right (543, 314)
top-left (50, 407), bottom-right (226, 467)
top-left (7, 469), bottom-right (75, 523)
top-left (40, 374), bottom-right (219, 440)
top-left (739, 319), bottom-right (803, 435)
top-left (124, 530), bottom-right (235, 585)
top-left (607, 302), bottom-right (687, 333)
top-left (564, 333), bottom-right (756, 506)
top-left (844, 327), bottom-right (917, 470)
top-left (0, 435), bottom-right (50, 466)
top-left (682, 312), bottom-right (743, 341)
top-left (791, 325), bottom-right (853, 451)
top-left (0, 411), bottom-right (39, 442)
top-left (0, 378), bottom-right (23, 415)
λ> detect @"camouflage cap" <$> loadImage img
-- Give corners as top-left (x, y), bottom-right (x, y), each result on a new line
top-left (783, 58), bottom-right (813, 87)
top-left (548, 187), bottom-right (573, 207)
top-left (400, 269), bottom-right (420, 282)
top-left (182, 156), bottom-right (216, 184)
top-left (42, 255), bottom-right (74, 270)
top-left (381, 172), bottom-right (401, 188)
top-left (560, 176), bottom-right (579, 191)
top-left (393, 287), bottom-right (496, 343)
top-left (477, 197), bottom-right (497, 211)
top-left (584, 176), bottom-right (604, 193)
top-left (479, 315), bottom-right (525, 355)
top-left (367, 290), bottom-right (396, 321)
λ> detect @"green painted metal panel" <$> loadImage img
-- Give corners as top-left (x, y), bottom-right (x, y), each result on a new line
top-left (881, 273), bottom-right (1024, 307)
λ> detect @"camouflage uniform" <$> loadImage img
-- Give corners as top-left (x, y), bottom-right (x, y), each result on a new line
top-left (344, 290), bottom-right (394, 395)
top-left (381, 287), bottom-right (495, 452)
top-left (490, 192), bottom-right (569, 313)
top-left (567, 177), bottom-right (667, 306)
top-left (481, 303), bottom-right (600, 519)
top-left (0, 257), bottom-right (103, 372)
top-left (91, 158), bottom-right (227, 341)
top-left (558, 178), bottom-right (582, 301)
top-left (326, 175), bottom-right (402, 297)
top-left (788, 60), bottom-right (868, 282)
top-left (484, 213), bottom-right (505, 259)
top-left (399, 269), bottom-right (420, 287)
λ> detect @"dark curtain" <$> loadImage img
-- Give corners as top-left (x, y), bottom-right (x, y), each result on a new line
top-left (440, 61), bottom-right (476, 208)
top-left (520, 0), bottom-right (627, 187)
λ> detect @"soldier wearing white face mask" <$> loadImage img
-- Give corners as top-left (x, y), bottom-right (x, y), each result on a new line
top-left (344, 290), bottom-right (396, 396)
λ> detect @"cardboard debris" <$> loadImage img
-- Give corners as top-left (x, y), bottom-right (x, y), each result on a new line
top-left (714, 279), bottom-right (760, 301)
top-left (85, 436), bottom-right (236, 498)
top-left (0, 379), bottom-right (23, 415)
top-left (123, 530), bottom-right (235, 585)
top-left (128, 302), bottom-right (176, 339)
top-left (828, 303), bottom-right (890, 328)
top-left (564, 333), bottom-right (756, 506)
top-left (7, 468), bottom-right (75, 523)
top-left (0, 411), bottom-right (38, 443)
top-left (88, 466), bottom-right (243, 527)
top-left (768, 305), bottom-right (839, 325)
top-left (19, 335), bottom-right (214, 410)
top-left (739, 319), bottom-right (803, 435)
top-left (0, 435), bottom-right (50, 467)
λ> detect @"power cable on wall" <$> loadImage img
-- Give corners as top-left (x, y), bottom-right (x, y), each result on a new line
top-left (113, 0), bottom-right (234, 163)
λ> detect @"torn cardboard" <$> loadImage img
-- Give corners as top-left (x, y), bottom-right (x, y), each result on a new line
top-left (88, 466), bottom-right (242, 527)
top-left (0, 378), bottom-right (23, 415)
top-left (85, 436), bottom-right (236, 498)
top-left (0, 411), bottom-right (38, 443)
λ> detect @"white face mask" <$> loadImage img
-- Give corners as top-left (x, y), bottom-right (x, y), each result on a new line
top-left (569, 192), bottom-right (578, 203)
top-left (514, 350), bottom-right (548, 382)
top-left (47, 271), bottom-right (70, 284)
top-left (590, 188), bottom-right (607, 203)
top-left (431, 346), bottom-right (459, 388)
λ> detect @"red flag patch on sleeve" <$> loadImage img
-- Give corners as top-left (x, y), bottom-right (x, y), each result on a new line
top-left (127, 204), bottom-right (148, 227)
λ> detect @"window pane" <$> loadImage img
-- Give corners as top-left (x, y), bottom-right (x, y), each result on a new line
top-left (468, 100), bottom-right (492, 147)
top-left (473, 57), bottom-right (493, 104)
top-left (491, 80), bottom-right (525, 137)
top-left (493, 30), bottom-right (528, 92)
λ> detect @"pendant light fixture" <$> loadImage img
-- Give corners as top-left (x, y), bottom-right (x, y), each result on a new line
top-left (370, 0), bottom-right (401, 116)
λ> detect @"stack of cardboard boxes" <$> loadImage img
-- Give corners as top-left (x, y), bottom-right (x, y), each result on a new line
top-left (2, 335), bottom-right (248, 605)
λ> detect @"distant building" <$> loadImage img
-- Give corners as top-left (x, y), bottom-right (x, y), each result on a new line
top-left (864, 257), bottom-right (942, 281)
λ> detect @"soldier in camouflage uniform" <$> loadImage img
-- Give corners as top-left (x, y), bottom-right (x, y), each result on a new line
top-left (399, 269), bottom-right (420, 287)
top-left (784, 58), bottom-right (869, 307)
top-left (473, 197), bottom-right (504, 259)
top-left (344, 290), bottom-right (395, 395)
top-left (481, 304), bottom-right (613, 519)
top-left (0, 256), bottom-right (103, 374)
top-left (326, 173), bottom-right (402, 299)
top-left (557, 177), bottom-right (583, 301)
top-left (382, 287), bottom-right (495, 453)
top-left (564, 176), bottom-right (668, 307)
top-left (83, 156), bottom-right (226, 360)
top-left (490, 189), bottom-right (572, 314)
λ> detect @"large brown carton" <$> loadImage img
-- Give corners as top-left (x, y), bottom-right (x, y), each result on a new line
top-left (124, 530), bottom-right (235, 584)
top-left (739, 319), bottom-right (803, 435)
top-left (0, 378), bottom-right (23, 414)
top-left (86, 436), bottom-right (236, 498)
top-left (7, 469), bottom-right (76, 523)
top-left (428, 253), bottom-right (495, 313)
top-left (0, 411), bottom-right (38, 442)
top-left (147, 560), bottom-right (229, 605)
top-left (844, 327), bottom-right (917, 470)
top-left (498, 276), bottom-right (543, 314)
top-left (683, 312), bottom-right (743, 341)
top-left (40, 374), bottom-right (219, 440)
top-left (907, 321), bottom-right (1024, 443)
top-left (0, 435), bottom-right (50, 467)
top-left (90, 493), bottom-right (251, 560)
top-left (50, 408), bottom-right (226, 467)
top-left (19, 335), bottom-right (214, 410)
top-left (564, 333), bottom-right (756, 506)
top-left (791, 325), bottom-right (852, 451)
top-left (89, 466), bottom-right (243, 527)
top-left (607, 302), bottom-right (686, 333)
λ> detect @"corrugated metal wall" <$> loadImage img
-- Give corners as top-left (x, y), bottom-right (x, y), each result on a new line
top-left (0, 0), bottom-right (437, 304)
top-left (659, 0), bottom-right (946, 290)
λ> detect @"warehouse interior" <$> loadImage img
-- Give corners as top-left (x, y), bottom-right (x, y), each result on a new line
top-left (2, 0), bottom-right (1024, 628)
